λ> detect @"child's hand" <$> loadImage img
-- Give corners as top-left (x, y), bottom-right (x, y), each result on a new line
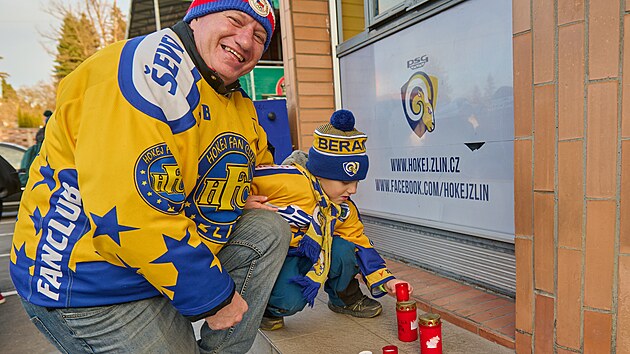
top-left (385, 279), bottom-right (414, 297)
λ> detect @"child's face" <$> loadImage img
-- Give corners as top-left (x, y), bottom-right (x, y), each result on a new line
top-left (318, 178), bottom-right (358, 205)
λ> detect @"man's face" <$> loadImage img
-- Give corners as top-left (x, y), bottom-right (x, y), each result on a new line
top-left (189, 10), bottom-right (267, 84)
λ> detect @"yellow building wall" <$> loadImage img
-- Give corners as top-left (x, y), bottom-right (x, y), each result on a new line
top-left (341, 0), bottom-right (365, 41)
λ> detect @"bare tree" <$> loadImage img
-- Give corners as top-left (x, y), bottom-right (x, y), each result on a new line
top-left (42, 0), bottom-right (127, 56)
top-left (18, 82), bottom-right (57, 112)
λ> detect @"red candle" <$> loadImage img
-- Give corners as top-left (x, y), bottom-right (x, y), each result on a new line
top-left (395, 282), bottom-right (410, 302)
top-left (419, 313), bottom-right (442, 354)
top-left (382, 345), bottom-right (398, 353)
top-left (396, 300), bottom-right (418, 342)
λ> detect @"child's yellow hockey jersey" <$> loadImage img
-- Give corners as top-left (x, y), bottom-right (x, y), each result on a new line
top-left (10, 23), bottom-right (273, 319)
top-left (251, 164), bottom-right (395, 299)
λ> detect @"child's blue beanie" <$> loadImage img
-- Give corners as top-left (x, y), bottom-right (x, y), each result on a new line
top-left (306, 109), bottom-right (369, 181)
top-left (183, 0), bottom-right (275, 52)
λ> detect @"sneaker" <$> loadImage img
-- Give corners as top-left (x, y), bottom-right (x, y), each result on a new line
top-left (260, 315), bottom-right (284, 331)
top-left (328, 295), bottom-right (382, 318)
top-left (0, 293), bottom-right (5, 304)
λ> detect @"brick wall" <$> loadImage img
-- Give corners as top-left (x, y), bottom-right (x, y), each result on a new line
top-left (513, 0), bottom-right (629, 352)
top-left (0, 128), bottom-right (38, 148)
top-left (279, 0), bottom-right (335, 151)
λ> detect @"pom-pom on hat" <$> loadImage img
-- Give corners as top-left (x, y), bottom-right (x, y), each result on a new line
top-left (306, 109), bottom-right (369, 181)
top-left (183, 0), bottom-right (275, 52)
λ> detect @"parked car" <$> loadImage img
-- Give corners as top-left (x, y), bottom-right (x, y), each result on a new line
top-left (0, 142), bottom-right (27, 218)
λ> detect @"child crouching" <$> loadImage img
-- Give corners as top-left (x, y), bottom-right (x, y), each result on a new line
top-left (252, 109), bottom-right (413, 330)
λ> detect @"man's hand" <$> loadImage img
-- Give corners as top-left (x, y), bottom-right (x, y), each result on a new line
top-left (204, 292), bottom-right (248, 330)
top-left (244, 194), bottom-right (277, 211)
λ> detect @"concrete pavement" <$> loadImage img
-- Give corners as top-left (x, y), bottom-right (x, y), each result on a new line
top-left (1, 216), bottom-right (514, 354)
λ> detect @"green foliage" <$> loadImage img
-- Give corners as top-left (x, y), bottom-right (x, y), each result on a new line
top-left (53, 13), bottom-right (100, 83)
top-left (17, 106), bottom-right (43, 128)
top-left (1, 78), bottom-right (17, 100)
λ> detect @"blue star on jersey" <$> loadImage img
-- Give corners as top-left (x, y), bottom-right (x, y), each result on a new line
top-left (91, 207), bottom-right (138, 246)
top-left (30, 207), bottom-right (44, 235)
top-left (33, 161), bottom-right (56, 191)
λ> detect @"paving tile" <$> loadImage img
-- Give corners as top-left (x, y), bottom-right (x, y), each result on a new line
top-left (513, 33), bottom-right (533, 138)
top-left (478, 327), bottom-right (516, 349)
top-left (394, 267), bottom-right (435, 282)
top-left (534, 192), bottom-right (555, 293)
top-left (429, 287), bottom-right (480, 306)
top-left (558, 140), bottom-right (584, 249)
top-left (534, 294), bottom-right (554, 353)
top-left (558, 0), bottom-right (584, 25)
top-left (621, 141), bottom-right (630, 253)
top-left (533, 84), bottom-right (556, 191)
top-left (458, 298), bottom-right (513, 317)
top-left (584, 200), bottom-right (615, 310)
top-left (385, 260), bottom-right (408, 273)
top-left (558, 23), bottom-right (585, 141)
top-left (588, 0), bottom-right (620, 80)
top-left (624, 15), bottom-right (630, 139)
top-left (262, 276), bottom-right (514, 354)
top-left (616, 255), bottom-right (630, 352)
top-left (416, 301), bottom-right (431, 313)
top-left (533, 0), bottom-right (555, 83)
top-left (586, 82), bottom-right (618, 198)
top-left (496, 321), bottom-right (516, 338)
top-left (513, 0), bottom-right (530, 33)
top-left (584, 310), bottom-right (612, 353)
top-left (414, 279), bottom-right (460, 297)
top-left (421, 284), bottom-right (471, 302)
top-left (557, 248), bottom-right (583, 349)
top-left (515, 237), bottom-right (533, 332)
top-left (514, 141), bottom-right (533, 236)
top-left (435, 308), bottom-right (479, 334)
top-left (482, 312), bottom-right (516, 331)
top-left (439, 322), bottom-right (514, 354)
top-left (442, 292), bottom-right (496, 312)
top-left (515, 331), bottom-right (532, 354)
top-left (469, 304), bottom-right (515, 323)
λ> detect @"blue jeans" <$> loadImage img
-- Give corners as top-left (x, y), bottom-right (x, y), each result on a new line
top-left (21, 209), bottom-right (290, 354)
top-left (266, 236), bottom-right (360, 317)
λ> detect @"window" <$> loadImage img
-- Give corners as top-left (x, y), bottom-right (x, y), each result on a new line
top-left (336, 0), bottom-right (462, 50)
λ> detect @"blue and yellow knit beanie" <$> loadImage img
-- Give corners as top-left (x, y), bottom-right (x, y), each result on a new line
top-left (183, 0), bottom-right (276, 52)
top-left (306, 109), bottom-right (369, 181)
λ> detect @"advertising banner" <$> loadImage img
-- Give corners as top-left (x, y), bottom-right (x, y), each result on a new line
top-left (340, 0), bottom-right (514, 241)
top-left (241, 66), bottom-right (285, 100)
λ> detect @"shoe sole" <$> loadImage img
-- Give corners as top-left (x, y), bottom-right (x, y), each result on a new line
top-left (260, 323), bottom-right (284, 331)
top-left (327, 303), bottom-right (383, 318)
top-left (260, 320), bottom-right (284, 331)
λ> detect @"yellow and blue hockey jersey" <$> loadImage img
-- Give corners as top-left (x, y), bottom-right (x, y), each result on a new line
top-left (251, 164), bottom-right (395, 298)
top-left (10, 23), bottom-right (273, 319)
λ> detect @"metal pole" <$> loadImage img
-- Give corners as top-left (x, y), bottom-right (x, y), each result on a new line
top-left (249, 71), bottom-right (256, 100)
top-left (153, 0), bottom-right (161, 31)
top-left (328, 0), bottom-right (342, 109)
